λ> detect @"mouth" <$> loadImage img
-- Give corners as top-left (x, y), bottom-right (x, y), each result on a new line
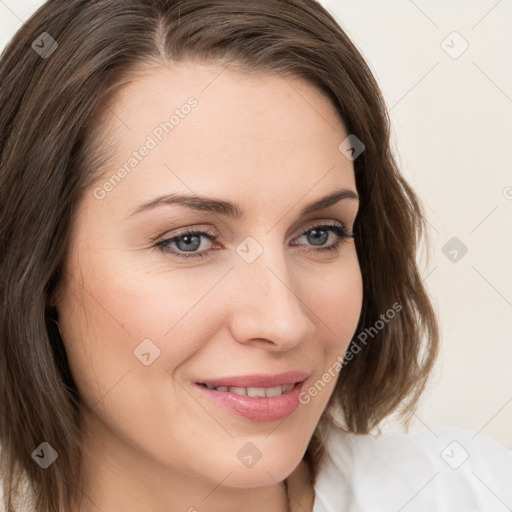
top-left (196, 381), bottom-right (302, 397)
top-left (192, 373), bottom-right (310, 422)
top-left (194, 370), bottom-right (310, 396)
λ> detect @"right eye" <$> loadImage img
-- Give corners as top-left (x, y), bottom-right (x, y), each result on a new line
top-left (154, 228), bottom-right (218, 259)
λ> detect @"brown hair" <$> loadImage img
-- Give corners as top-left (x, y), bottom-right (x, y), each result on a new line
top-left (0, 0), bottom-right (439, 510)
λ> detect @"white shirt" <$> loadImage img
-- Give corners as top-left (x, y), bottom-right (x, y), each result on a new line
top-left (2, 426), bottom-right (512, 511)
top-left (313, 424), bottom-right (512, 511)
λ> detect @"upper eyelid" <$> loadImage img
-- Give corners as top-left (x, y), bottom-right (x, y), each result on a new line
top-left (160, 218), bottom-right (351, 242)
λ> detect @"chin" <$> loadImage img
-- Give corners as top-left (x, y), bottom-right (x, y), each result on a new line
top-left (214, 449), bottom-right (302, 489)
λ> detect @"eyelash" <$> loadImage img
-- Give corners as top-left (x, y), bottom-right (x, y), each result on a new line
top-left (153, 221), bottom-right (354, 260)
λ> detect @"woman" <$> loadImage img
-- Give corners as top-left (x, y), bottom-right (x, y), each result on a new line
top-left (0, 1), bottom-right (510, 511)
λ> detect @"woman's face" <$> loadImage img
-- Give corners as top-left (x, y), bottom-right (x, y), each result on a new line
top-left (56, 61), bottom-right (363, 506)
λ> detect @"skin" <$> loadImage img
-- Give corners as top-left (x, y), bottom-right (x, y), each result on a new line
top-left (54, 61), bottom-right (363, 512)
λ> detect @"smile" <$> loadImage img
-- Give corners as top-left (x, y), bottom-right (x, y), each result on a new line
top-left (194, 380), bottom-right (307, 422)
top-left (198, 383), bottom-right (295, 397)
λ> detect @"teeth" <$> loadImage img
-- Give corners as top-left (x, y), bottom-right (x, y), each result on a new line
top-left (247, 387), bottom-right (268, 397)
top-left (261, 385), bottom-right (285, 397)
top-left (204, 383), bottom-right (295, 396)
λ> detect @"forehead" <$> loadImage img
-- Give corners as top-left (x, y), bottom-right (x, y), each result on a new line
top-left (86, 61), bottom-right (356, 216)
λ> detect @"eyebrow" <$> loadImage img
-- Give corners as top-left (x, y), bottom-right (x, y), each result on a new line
top-left (127, 187), bottom-right (359, 219)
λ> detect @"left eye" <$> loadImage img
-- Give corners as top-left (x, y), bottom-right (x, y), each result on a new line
top-left (154, 222), bottom-right (353, 260)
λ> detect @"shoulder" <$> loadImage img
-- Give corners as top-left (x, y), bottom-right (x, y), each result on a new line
top-left (0, 443), bottom-right (36, 512)
top-left (313, 424), bottom-right (512, 512)
top-left (0, 473), bottom-right (35, 512)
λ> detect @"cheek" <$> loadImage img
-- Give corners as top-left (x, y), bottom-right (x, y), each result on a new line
top-left (303, 260), bottom-right (363, 398)
top-left (56, 262), bottom-right (215, 455)
top-left (302, 253), bottom-right (363, 354)
top-left (57, 255), bottom-right (233, 396)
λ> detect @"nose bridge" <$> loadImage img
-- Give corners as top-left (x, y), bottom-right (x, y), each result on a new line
top-left (227, 239), bottom-right (314, 347)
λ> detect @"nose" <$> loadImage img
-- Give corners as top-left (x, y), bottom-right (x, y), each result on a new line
top-left (226, 246), bottom-right (316, 351)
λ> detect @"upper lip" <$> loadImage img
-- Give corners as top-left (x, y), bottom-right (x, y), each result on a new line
top-left (196, 371), bottom-right (310, 389)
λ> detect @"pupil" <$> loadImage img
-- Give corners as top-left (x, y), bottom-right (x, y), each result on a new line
top-left (178, 235), bottom-right (200, 251)
top-left (309, 229), bottom-right (328, 245)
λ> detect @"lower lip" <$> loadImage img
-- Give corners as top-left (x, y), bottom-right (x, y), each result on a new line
top-left (194, 380), bottom-right (306, 422)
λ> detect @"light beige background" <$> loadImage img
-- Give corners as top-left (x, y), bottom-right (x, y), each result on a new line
top-left (1, 0), bottom-right (511, 449)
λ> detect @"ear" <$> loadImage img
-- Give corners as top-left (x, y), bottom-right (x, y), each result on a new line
top-left (45, 291), bottom-right (55, 308)
top-left (45, 281), bottom-right (64, 308)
